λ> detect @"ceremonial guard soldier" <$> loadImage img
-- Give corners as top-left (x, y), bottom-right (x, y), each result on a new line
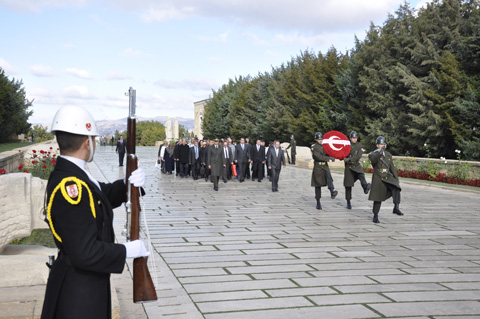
top-left (343, 131), bottom-right (371, 209)
top-left (368, 136), bottom-right (404, 223)
top-left (311, 132), bottom-right (338, 209)
top-left (41, 106), bottom-right (149, 319)
top-left (286, 134), bottom-right (296, 165)
top-left (208, 138), bottom-right (223, 191)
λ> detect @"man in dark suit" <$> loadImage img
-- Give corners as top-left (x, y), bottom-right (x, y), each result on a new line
top-left (245, 137), bottom-right (252, 179)
top-left (222, 140), bottom-right (233, 183)
top-left (178, 138), bottom-right (190, 178)
top-left (189, 140), bottom-right (201, 180)
top-left (115, 135), bottom-right (127, 166)
top-left (267, 140), bottom-right (286, 192)
top-left (235, 137), bottom-right (250, 182)
top-left (208, 138), bottom-right (223, 191)
top-left (251, 139), bottom-right (265, 182)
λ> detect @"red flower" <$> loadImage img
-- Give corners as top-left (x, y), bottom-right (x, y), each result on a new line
top-left (18, 164), bottom-right (23, 170)
top-left (49, 147), bottom-right (53, 150)
top-left (0, 168), bottom-right (6, 175)
top-left (51, 159), bottom-right (56, 163)
top-left (43, 165), bottom-right (47, 169)
top-left (52, 164), bottom-right (56, 167)
top-left (18, 150), bottom-right (21, 152)
top-left (32, 160), bottom-right (36, 164)
top-left (23, 170), bottom-right (29, 173)
top-left (32, 150), bottom-right (36, 153)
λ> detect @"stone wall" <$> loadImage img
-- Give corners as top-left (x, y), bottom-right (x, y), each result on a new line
top-left (0, 173), bottom-right (48, 253)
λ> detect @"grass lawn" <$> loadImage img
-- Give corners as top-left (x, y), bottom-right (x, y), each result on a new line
top-left (0, 142), bottom-right (32, 152)
top-left (10, 229), bottom-right (56, 248)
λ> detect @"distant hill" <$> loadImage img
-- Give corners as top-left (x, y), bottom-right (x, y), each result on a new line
top-left (95, 116), bottom-right (194, 137)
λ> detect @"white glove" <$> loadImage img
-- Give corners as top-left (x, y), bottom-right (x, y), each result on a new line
top-left (129, 168), bottom-right (145, 187)
top-left (123, 240), bottom-right (150, 258)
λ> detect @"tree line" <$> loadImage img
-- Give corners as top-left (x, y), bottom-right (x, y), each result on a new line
top-left (202, 0), bottom-right (480, 160)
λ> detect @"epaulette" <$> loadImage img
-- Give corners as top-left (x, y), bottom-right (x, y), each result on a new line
top-left (46, 176), bottom-right (96, 243)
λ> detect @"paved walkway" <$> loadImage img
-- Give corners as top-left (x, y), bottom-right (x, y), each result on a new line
top-left (90, 146), bottom-right (480, 319)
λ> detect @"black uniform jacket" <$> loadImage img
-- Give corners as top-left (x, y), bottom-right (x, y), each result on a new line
top-left (368, 149), bottom-right (401, 202)
top-left (115, 140), bottom-right (127, 154)
top-left (343, 142), bottom-right (365, 187)
top-left (41, 157), bottom-right (127, 319)
top-left (311, 143), bottom-right (331, 187)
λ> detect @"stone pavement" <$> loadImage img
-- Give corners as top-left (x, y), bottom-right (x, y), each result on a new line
top-left (90, 145), bottom-right (480, 319)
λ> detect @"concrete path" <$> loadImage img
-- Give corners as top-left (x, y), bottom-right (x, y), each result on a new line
top-left (90, 145), bottom-right (480, 319)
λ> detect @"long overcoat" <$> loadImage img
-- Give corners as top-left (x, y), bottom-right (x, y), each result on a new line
top-left (311, 143), bottom-right (331, 187)
top-left (208, 145), bottom-right (224, 177)
top-left (343, 142), bottom-right (365, 187)
top-left (41, 156), bottom-right (127, 319)
top-left (368, 149), bottom-right (401, 202)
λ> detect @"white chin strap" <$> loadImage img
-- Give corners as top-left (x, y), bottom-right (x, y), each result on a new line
top-left (87, 136), bottom-right (95, 162)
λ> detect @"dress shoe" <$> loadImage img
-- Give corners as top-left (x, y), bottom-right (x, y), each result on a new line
top-left (252, 178), bottom-right (255, 181)
top-left (316, 202), bottom-right (322, 210)
top-left (346, 200), bottom-right (352, 209)
top-left (258, 179), bottom-right (262, 182)
top-left (214, 187), bottom-right (218, 191)
top-left (272, 188), bottom-right (275, 192)
top-left (373, 214), bottom-right (380, 223)
top-left (364, 183), bottom-right (371, 194)
top-left (331, 190), bottom-right (338, 199)
top-left (393, 204), bottom-right (404, 216)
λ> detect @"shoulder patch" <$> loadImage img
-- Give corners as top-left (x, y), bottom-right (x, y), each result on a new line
top-left (66, 184), bottom-right (79, 198)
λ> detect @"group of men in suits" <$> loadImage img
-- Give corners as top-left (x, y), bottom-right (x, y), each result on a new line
top-left (159, 136), bottom-right (287, 192)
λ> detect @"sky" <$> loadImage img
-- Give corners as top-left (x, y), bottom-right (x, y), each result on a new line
top-left (0, 0), bottom-right (429, 127)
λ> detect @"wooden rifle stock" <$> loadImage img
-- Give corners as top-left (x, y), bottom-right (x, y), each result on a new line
top-left (126, 88), bottom-right (157, 303)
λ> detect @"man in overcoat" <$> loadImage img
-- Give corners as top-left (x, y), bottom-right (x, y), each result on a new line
top-left (311, 132), bottom-right (338, 209)
top-left (41, 106), bottom-right (148, 319)
top-left (251, 139), bottom-right (265, 182)
top-left (235, 137), bottom-right (250, 182)
top-left (115, 135), bottom-right (127, 166)
top-left (208, 138), bottom-right (224, 191)
top-left (343, 131), bottom-right (371, 209)
top-left (267, 140), bottom-right (286, 192)
top-left (368, 136), bottom-right (404, 223)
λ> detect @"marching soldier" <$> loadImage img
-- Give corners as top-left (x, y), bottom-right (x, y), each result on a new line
top-left (311, 132), bottom-right (338, 209)
top-left (343, 131), bottom-right (371, 209)
top-left (368, 136), bottom-right (404, 223)
top-left (41, 106), bottom-right (149, 319)
top-left (286, 134), bottom-right (296, 165)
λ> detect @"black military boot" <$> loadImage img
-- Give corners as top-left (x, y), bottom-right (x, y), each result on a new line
top-left (346, 200), bottom-right (352, 209)
top-left (316, 199), bottom-right (322, 210)
top-left (331, 190), bottom-right (338, 199)
top-left (373, 213), bottom-right (380, 223)
top-left (393, 204), bottom-right (404, 216)
top-left (364, 183), bottom-right (371, 194)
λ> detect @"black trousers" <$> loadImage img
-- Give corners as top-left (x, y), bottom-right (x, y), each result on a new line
top-left (118, 152), bottom-right (125, 166)
top-left (291, 153), bottom-right (296, 164)
top-left (222, 164), bottom-right (231, 182)
top-left (238, 162), bottom-right (247, 181)
top-left (373, 184), bottom-right (401, 213)
top-left (345, 171), bottom-right (368, 200)
top-left (252, 161), bottom-right (264, 180)
top-left (271, 168), bottom-right (281, 190)
top-left (179, 163), bottom-right (188, 177)
top-left (212, 175), bottom-right (220, 189)
top-left (191, 162), bottom-right (200, 179)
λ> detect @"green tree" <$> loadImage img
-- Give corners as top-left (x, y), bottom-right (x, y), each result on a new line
top-left (136, 120), bottom-right (165, 146)
top-left (28, 124), bottom-right (53, 142)
top-left (0, 68), bottom-right (33, 142)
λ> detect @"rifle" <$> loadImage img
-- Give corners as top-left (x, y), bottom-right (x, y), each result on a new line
top-left (125, 87), bottom-right (158, 303)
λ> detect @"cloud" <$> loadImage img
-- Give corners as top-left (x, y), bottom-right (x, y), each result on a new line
top-left (63, 85), bottom-right (95, 99)
top-left (0, 0), bottom-right (87, 13)
top-left (66, 68), bottom-right (93, 79)
top-left (242, 33), bottom-right (270, 46)
top-left (30, 64), bottom-right (57, 77)
top-left (198, 31), bottom-right (230, 43)
top-left (0, 58), bottom-right (16, 75)
top-left (130, 0), bottom-right (403, 32)
top-left (154, 78), bottom-right (217, 91)
top-left (120, 48), bottom-right (145, 57)
top-left (107, 71), bottom-right (132, 81)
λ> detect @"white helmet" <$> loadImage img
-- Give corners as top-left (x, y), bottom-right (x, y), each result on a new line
top-left (51, 105), bottom-right (99, 136)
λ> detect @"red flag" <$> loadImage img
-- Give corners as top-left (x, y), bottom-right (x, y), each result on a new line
top-left (322, 131), bottom-right (351, 160)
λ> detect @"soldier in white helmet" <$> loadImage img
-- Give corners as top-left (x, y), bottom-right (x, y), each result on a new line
top-left (41, 105), bottom-right (148, 319)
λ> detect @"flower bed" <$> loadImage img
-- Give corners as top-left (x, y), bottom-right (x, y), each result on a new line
top-left (17, 147), bottom-right (59, 179)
